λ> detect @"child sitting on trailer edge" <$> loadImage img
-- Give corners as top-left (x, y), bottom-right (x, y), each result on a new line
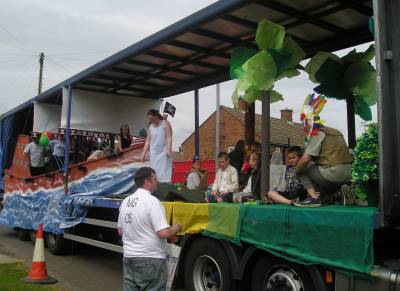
top-left (267, 146), bottom-right (307, 205)
top-left (233, 151), bottom-right (261, 203)
top-left (185, 155), bottom-right (209, 191)
top-left (207, 152), bottom-right (239, 203)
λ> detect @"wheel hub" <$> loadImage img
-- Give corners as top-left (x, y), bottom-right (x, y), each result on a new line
top-left (193, 255), bottom-right (222, 291)
top-left (266, 268), bottom-right (303, 291)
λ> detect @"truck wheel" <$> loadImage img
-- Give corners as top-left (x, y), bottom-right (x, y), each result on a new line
top-left (251, 255), bottom-right (315, 291)
top-left (183, 238), bottom-right (234, 291)
top-left (45, 232), bottom-right (71, 255)
top-left (17, 228), bottom-right (30, 241)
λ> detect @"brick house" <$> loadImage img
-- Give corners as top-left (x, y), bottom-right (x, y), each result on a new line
top-left (178, 105), bottom-right (305, 161)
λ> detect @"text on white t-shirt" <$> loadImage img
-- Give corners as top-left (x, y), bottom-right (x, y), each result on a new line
top-left (117, 188), bottom-right (170, 258)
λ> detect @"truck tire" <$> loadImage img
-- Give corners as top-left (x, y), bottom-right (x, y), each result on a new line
top-left (17, 228), bottom-right (30, 241)
top-left (183, 238), bottom-right (235, 291)
top-left (251, 254), bottom-right (315, 291)
top-left (45, 232), bottom-right (71, 255)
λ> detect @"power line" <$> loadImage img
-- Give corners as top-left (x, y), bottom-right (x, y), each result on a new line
top-left (0, 39), bottom-right (33, 53)
top-left (0, 58), bottom-right (28, 65)
top-left (0, 24), bottom-right (35, 53)
top-left (24, 71), bottom-right (38, 98)
top-left (0, 56), bottom-right (36, 67)
top-left (0, 51), bottom-right (35, 57)
top-left (46, 57), bottom-right (74, 73)
top-left (48, 50), bottom-right (115, 56)
top-left (45, 61), bottom-right (68, 80)
top-left (42, 63), bottom-right (74, 91)
top-left (0, 59), bottom-right (34, 72)
top-left (3, 58), bottom-right (35, 94)
top-left (51, 55), bottom-right (103, 63)
top-left (46, 56), bottom-right (81, 74)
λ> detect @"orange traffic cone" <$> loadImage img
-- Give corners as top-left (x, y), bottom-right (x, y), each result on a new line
top-left (21, 224), bottom-right (57, 284)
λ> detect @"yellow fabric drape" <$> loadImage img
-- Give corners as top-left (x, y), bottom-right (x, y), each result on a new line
top-left (162, 202), bottom-right (174, 225)
top-left (162, 202), bottom-right (209, 235)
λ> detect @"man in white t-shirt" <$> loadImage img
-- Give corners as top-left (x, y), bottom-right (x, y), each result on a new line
top-left (118, 167), bottom-right (181, 291)
top-left (24, 136), bottom-right (47, 177)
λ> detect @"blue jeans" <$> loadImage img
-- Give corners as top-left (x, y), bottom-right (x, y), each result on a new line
top-left (123, 257), bottom-right (167, 291)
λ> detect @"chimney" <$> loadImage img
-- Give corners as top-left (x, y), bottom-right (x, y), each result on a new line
top-left (235, 98), bottom-right (247, 111)
top-left (280, 108), bottom-right (293, 122)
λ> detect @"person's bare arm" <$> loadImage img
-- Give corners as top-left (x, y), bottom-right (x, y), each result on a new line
top-left (157, 224), bottom-right (181, 239)
top-left (118, 227), bottom-right (122, 237)
top-left (295, 154), bottom-right (312, 175)
top-left (25, 153), bottom-right (31, 167)
top-left (24, 146), bottom-right (31, 166)
top-left (211, 170), bottom-right (220, 194)
top-left (116, 135), bottom-right (122, 152)
top-left (140, 130), bottom-right (151, 162)
top-left (165, 120), bottom-right (173, 158)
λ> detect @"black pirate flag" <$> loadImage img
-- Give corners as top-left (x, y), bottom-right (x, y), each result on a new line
top-left (163, 101), bottom-right (176, 117)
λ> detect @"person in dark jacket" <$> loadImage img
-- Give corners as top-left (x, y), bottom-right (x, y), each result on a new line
top-left (116, 124), bottom-right (132, 151)
top-left (229, 140), bottom-right (245, 175)
top-left (233, 152), bottom-right (261, 202)
top-left (267, 146), bottom-right (307, 205)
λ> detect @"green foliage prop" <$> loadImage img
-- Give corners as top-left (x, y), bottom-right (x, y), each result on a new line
top-left (305, 45), bottom-right (377, 121)
top-left (352, 123), bottom-right (379, 199)
top-left (230, 19), bottom-right (305, 105)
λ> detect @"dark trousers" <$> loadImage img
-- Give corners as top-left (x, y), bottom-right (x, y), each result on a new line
top-left (52, 156), bottom-right (65, 171)
top-left (299, 164), bottom-right (343, 198)
top-left (208, 192), bottom-right (233, 203)
top-left (30, 166), bottom-right (44, 177)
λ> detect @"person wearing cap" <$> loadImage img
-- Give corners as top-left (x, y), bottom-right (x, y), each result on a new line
top-left (185, 155), bottom-right (209, 190)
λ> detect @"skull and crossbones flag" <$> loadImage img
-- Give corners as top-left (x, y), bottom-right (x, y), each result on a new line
top-left (163, 101), bottom-right (176, 117)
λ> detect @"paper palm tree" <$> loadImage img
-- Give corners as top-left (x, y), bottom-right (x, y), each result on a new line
top-left (230, 19), bottom-right (305, 104)
top-left (305, 45), bottom-right (377, 121)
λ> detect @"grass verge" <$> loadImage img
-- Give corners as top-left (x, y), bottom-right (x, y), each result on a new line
top-left (0, 262), bottom-right (64, 291)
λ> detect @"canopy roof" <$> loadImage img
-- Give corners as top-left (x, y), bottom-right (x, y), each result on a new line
top-left (1, 0), bottom-right (373, 119)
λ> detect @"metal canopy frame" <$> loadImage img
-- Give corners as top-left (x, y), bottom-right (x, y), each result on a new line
top-left (1, 0), bottom-right (373, 120)
top-left (7, 0), bottom-right (398, 225)
top-left (374, 0), bottom-right (400, 226)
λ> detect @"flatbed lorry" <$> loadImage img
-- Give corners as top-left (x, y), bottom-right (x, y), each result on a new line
top-left (1, 0), bottom-right (400, 290)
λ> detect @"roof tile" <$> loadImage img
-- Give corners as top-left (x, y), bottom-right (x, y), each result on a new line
top-left (222, 105), bottom-right (305, 147)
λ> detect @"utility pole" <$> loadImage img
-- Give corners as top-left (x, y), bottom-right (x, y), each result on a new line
top-left (38, 52), bottom-right (44, 95)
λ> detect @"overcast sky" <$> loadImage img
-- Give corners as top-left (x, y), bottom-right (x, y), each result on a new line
top-left (0, 0), bottom-right (377, 150)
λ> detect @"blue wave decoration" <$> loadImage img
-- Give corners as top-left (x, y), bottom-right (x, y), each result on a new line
top-left (0, 164), bottom-right (142, 234)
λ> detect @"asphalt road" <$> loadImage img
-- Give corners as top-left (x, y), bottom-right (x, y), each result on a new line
top-left (0, 226), bottom-right (123, 291)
